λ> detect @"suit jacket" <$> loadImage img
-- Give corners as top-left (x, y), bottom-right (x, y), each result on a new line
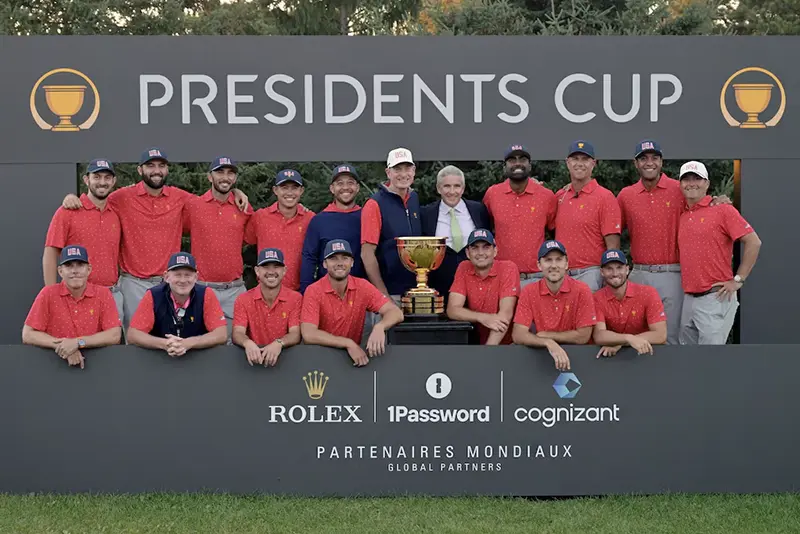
top-left (420, 199), bottom-right (490, 300)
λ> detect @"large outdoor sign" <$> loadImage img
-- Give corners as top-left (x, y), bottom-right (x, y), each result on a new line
top-left (1, 36), bottom-right (796, 162)
top-left (0, 344), bottom-right (795, 495)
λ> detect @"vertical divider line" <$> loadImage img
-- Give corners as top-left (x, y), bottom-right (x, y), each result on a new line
top-left (373, 371), bottom-right (377, 423)
top-left (500, 371), bottom-right (504, 423)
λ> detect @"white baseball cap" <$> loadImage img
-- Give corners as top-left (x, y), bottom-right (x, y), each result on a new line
top-left (679, 161), bottom-right (709, 180)
top-left (386, 147), bottom-right (414, 168)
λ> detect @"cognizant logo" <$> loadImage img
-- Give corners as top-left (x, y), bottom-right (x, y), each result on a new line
top-left (513, 373), bottom-right (620, 427)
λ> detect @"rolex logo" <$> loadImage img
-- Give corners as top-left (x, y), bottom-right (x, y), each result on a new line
top-left (303, 370), bottom-right (329, 400)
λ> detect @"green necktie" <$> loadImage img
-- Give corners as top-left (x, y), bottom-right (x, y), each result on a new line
top-left (449, 207), bottom-right (463, 252)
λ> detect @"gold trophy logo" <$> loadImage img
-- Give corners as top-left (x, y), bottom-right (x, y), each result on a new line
top-left (30, 68), bottom-right (100, 132)
top-left (396, 236), bottom-right (447, 317)
top-left (720, 67), bottom-right (786, 129)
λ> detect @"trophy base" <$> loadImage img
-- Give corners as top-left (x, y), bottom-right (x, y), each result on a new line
top-left (401, 290), bottom-right (444, 316)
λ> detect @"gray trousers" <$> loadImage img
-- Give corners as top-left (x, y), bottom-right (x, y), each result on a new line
top-left (679, 291), bottom-right (738, 345)
top-left (628, 265), bottom-right (683, 345)
top-left (201, 279), bottom-right (246, 342)
top-left (520, 273), bottom-right (543, 289)
top-left (569, 266), bottom-right (604, 292)
top-left (109, 283), bottom-right (124, 325)
top-left (118, 273), bottom-right (163, 331)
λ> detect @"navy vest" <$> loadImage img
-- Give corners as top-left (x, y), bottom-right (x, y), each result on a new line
top-left (149, 282), bottom-right (209, 338)
top-left (372, 186), bottom-right (422, 296)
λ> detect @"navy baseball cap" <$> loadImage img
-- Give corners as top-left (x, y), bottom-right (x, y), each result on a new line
top-left (538, 240), bottom-right (567, 260)
top-left (257, 248), bottom-right (285, 266)
top-left (59, 245), bottom-right (89, 265)
top-left (466, 228), bottom-right (496, 247)
top-left (504, 144), bottom-right (531, 161)
top-left (87, 158), bottom-right (115, 176)
top-left (324, 239), bottom-right (354, 259)
top-left (568, 140), bottom-right (595, 158)
top-left (601, 249), bottom-right (628, 266)
top-left (634, 139), bottom-right (662, 158)
top-left (331, 164), bottom-right (359, 182)
top-left (275, 169), bottom-right (303, 186)
top-left (209, 156), bottom-right (238, 173)
top-left (140, 147), bottom-right (168, 165)
top-left (167, 252), bottom-right (197, 271)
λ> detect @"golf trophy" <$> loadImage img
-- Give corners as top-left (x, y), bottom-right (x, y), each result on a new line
top-left (396, 236), bottom-right (448, 319)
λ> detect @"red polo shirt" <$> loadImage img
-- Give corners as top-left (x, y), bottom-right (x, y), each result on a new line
top-left (360, 185), bottom-right (411, 245)
top-left (450, 259), bottom-right (520, 344)
top-left (233, 285), bottom-right (302, 346)
top-left (513, 276), bottom-right (597, 334)
top-left (301, 275), bottom-right (390, 345)
top-left (678, 196), bottom-right (755, 294)
top-left (108, 182), bottom-right (192, 278)
top-left (482, 179), bottom-right (557, 274)
top-left (245, 203), bottom-right (314, 291)
top-left (184, 191), bottom-right (252, 282)
top-left (617, 174), bottom-right (683, 265)
top-left (25, 282), bottom-right (121, 337)
top-left (45, 194), bottom-right (121, 287)
top-left (593, 281), bottom-right (666, 335)
top-left (553, 179), bottom-right (621, 269)
top-left (130, 287), bottom-right (227, 334)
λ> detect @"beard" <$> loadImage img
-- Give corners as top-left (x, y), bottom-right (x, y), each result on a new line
top-left (142, 173), bottom-right (167, 190)
top-left (504, 165), bottom-right (530, 181)
top-left (213, 182), bottom-right (233, 196)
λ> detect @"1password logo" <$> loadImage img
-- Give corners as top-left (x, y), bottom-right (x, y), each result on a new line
top-left (425, 372), bottom-right (452, 399)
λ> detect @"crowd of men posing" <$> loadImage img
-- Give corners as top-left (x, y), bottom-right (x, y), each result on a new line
top-left (21, 140), bottom-right (762, 371)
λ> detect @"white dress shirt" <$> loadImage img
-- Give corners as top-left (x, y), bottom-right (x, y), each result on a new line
top-left (435, 199), bottom-right (476, 251)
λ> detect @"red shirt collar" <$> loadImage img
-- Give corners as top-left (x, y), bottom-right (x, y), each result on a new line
top-left (686, 195), bottom-right (713, 211)
top-left (539, 276), bottom-right (574, 296)
top-left (170, 293), bottom-right (190, 312)
top-left (602, 281), bottom-right (638, 301)
top-left (135, 181), bottom-right (170, 197)
top-left (321, 275), bottom-right (355, 294)
top-left (565, 179), bottom-right (598, 196)
top-left (268, 202), bottom-right (309, 217)
top-left (323, 202), bottom-right (361, 213)
top-left (633, 173), bottom-right (670, 193)
top-left (254, 284), bottom-right (289, 303)
top-left (59, 281), bottom-right (95, 299)
top-left (201, 189), bottom-right (235, 206)
top-left (468, 262), bottom-right (499, 278)
top-left (501, 178), bottom-right (538, 195)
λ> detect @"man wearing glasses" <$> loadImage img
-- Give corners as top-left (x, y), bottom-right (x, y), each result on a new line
top-left (127, 252), bottom-right (228, 357)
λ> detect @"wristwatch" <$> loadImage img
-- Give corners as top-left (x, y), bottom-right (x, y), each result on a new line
top-left (275, 338), bottom-right (284, 346)
top-left (77, 339), bottom-right (86, 349)
top-left (734, 275), bottom-right (745, 285)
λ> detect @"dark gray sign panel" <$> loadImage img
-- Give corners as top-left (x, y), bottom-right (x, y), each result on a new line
top-left (0, 344), bottom-right (795, 495)
top-left (0, 36), bottom-right (796, 163)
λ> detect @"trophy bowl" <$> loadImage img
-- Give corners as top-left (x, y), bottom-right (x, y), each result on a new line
top-left (396, 236), bottom-right (448, 317)
top-left (43, 85), bottom-right (87, 132)
top-left (733, 83), bottom-right (773, 129)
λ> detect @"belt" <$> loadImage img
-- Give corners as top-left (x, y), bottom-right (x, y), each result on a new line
top-left (202, 278), bottom-right (245, 290)
top-left (568, 266), bottom-right (599, 276)
top-left (687, 288), bottom-right (718, 298)
top-left (121, 272), bottom-right (163, 283)
top-left (633, 264), bottom-right (681, 273)
top-left (520, 272), bottom-right (541, 280)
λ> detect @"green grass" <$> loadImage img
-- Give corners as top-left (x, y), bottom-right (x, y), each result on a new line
top-left (0, 493), bottom-right (798, 534)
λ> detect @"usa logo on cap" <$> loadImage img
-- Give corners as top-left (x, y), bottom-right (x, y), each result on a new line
top-left (67, 247), bottom-right (81, 256)
top-left (474, 230), bottom-right (487, 238)
top-left (264, 250), bottom-right (278, 259)
top-left (511, 145), bottom-right (523, 151)
top-left (148, 149), bottom-right (162, 157)
top-left (332, 242), bottom-right (346, 252)
top-left (176, 255), bottom-right (190, 265)
top-left (606, 250), bottom-right (621, 259)
top-left (640, 141), bottom-right (654, 151)
top-left (96, 160), bottom-right (109, 167)
top-left (546, 241), bottom-right (559, 249)
top-left (339, 166), bottom-right (351, 173)
top-left (219, 157), bottom-right (231, 165)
